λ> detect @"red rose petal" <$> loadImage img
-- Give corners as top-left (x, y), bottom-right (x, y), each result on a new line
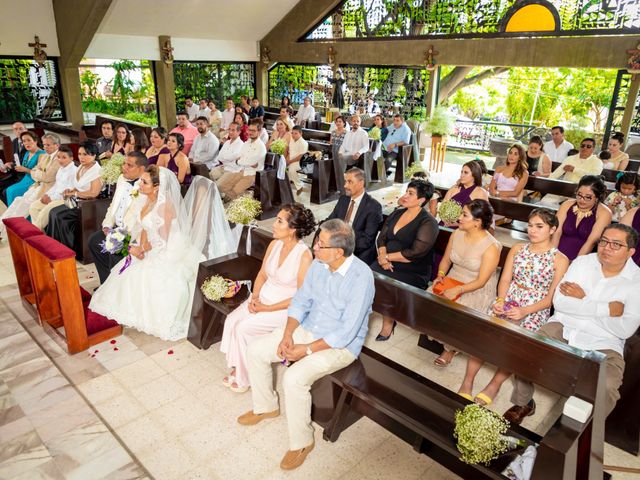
top-left (167, 349), bottom-right (174, 355)
top-left (113, 347), bottom-right (119, 351)
top-left (94, 350), bottom-right (99, 354)
top-left (91, 354), bottom-right (96, 357)
top-left (110, 339), bottom-right (117, 344)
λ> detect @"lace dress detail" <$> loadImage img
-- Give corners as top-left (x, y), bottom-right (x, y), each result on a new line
top-left (501, 244), bottom-right (557, 331)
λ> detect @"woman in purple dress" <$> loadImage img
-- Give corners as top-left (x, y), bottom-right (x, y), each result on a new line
top-left (621, 206), bottom-right (640, 266)
top-left (160, 133), bottom-right (191, 185)
top-left (439, 161), bottom-right (489, 228)
top-left (145, 127), bottom-right (171, 166)
top-left (553, 175), bottom-right (611, 261)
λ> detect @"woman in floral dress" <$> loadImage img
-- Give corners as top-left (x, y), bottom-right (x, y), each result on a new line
top-left (457, 208), bottom-right (569, 405)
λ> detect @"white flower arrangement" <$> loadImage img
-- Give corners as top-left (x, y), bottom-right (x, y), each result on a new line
top-left (225, 194), bottom-right (262, 225)
top-left (438, 200), bottom-right (464, 224)
top-left (101, 153), bottom-right (126, 185)
top-left (201, 275), bottom-right (232, 302)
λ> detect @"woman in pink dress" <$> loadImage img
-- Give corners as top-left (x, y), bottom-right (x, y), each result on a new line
top-left (220, 204), bottom-right (315, 392)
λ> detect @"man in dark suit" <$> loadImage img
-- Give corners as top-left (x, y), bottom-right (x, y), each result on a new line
top-left (326, 167), bottom-right (383, 265)
top-left (11, 122), bottom-right (28, 161)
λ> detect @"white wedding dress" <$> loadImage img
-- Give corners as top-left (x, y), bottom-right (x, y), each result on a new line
top-left (89, 168), bottom-right (205, 341)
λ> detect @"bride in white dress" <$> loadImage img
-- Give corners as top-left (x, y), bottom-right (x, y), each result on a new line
top-left (89, 165), bottom-right (204, 341)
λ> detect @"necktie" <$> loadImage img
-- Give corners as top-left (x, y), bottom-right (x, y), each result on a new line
top-left (345, 199), bottom-right (355, 223)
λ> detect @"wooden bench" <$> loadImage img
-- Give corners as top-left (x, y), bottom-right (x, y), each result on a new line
top-left (254, 152), bottom-right (294, 220)
top-left (77, 198), bottom-right (111, 264)
top-left (2, 217), bottom-right (44, 313)
top-left (393, 136), bottom-right (416, 184)
top-left (82, 114), bottom-right (153, 141)
top-left (310, 155), bottom-right (340, 205)
top-left (23, 234), bottom-right (122, 353)
top-left (1, 133), bottom-right (14, 163)
top-left (550, 161), bottom-right (638, 183)
top-left (188, 225), bottom-right (611, 478)
top-left (34, 119), bottom-right (87, 143)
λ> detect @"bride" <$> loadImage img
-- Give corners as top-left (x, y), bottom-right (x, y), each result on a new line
top-left (89, 165), bottom-right (205, 341)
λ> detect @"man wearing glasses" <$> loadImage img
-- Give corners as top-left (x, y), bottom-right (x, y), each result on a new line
top-left (238, 219), bottom-right (375, 470)
top-left (504, 223), bottom-right (640, 425)
top-left (549, 137), bottom-right (602, 183)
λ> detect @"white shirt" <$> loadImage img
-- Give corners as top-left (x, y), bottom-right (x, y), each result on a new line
top-left (47, 162), bottom-right (77, 201)
top-left (339, 128), bottom-right (370, 156)
top-left (221, 108), bottom-right (235, 130)
top-left (549, 154), bottom-right (602, 183)
top-left (196, 107), bottom-right (211, 121)
top-left (550, 254), bottom-right (640, 356)
top-left (218, 137), bottom-right (245, 173)
top-left (345, 191), bottom-right (364, 226)
top-left (366, 102), bottom-right (380, 115)
top-left (544, 139), bottom-right (574, 163)
top-left (186, 103), bottom-right (200, 122)
top-left (190, 131), bottom-right (220, 169)
top-left (259, 128), bottom-right (269, 145)
top-left (237, 139), bottom-right (266, 176)
top-left (288, 137), bottom-right (309, 162)
top-left (295, 104), bottom-right (316, 125)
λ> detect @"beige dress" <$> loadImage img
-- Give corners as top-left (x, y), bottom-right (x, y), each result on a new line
top-left (441, 229), bottom-right (501, 313)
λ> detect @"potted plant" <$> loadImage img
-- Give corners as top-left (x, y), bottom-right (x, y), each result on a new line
top-left (422, 106), bottom-right (455, 150)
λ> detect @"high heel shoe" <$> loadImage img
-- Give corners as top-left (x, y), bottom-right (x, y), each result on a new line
top-left (375, 320), bottom-right (397, 341)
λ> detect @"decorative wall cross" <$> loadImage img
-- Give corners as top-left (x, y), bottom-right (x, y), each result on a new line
top-left (29, 36), bottom-right (48, 66)
top-left (162, 40), bottom-right (174, 65)
top-left (423, 45), bottom-right (439, 71)
top-left (261, 46), bottom-right (271, 66)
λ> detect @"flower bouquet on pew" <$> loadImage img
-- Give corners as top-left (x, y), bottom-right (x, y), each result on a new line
top-left (269, 139), bottom-right (287, 156)
top-left (405, 162), bottom-right (427, 180)
top-left (226, 194), bottom-right (262, 225)
top-left (438, 199), bottom-right (463, 224)
top-left (368, 126), bottom-right (381, 141)
top-left (455, 404), bottom-right (527, 465)
top-left (100, 153), bottom-right (126, 186)
top-left (201, 275), bottom-right (252, 302)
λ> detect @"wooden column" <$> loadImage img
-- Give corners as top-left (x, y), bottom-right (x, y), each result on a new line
top-left (425, 66), bottom-right (440, 117)
top-left (620, 73), bottom-right (640, 147)
top-left (154, 35), bottom-right (177, 130)
top-left (255, 60), bottom-right (268, 105)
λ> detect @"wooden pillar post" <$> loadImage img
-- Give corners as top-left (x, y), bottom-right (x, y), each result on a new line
top-left (154, 35), bottom-right (176, 129)
top-left (255, 61), bottom-right (268, 107)
top-left (58, 67), bottom-right (84, 129)
top-left (425, 66), bottom-right (440, 118)
top-left (620, 73), bottom-right (640, 147)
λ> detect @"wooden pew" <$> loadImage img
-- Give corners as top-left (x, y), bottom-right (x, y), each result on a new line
top-left (550, 161), bottom-right (636, 183)
top-left (33, 119), bottom-right (87, 142)
top-left (83, 114), bottom-right (153, 141)
top-left (1, 134), bottom-right (14, 163)
top-left (2, 217), bottom-right (44, 314)
top-left (393, 135), bottom-right (415, 184)
top-left (24, 235), bottom-right (122, 353)
top-left (188, 226), bottom-right (610, 479)
top-left (310, 155), bottom-right (340, 205)
top-left (254, 152), bottom-right (294, 220)
top-left (77, 198), bottom-right (111, 264)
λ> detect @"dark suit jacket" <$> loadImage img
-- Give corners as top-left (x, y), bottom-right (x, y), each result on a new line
top-left (327, 192), bottom-right (383, 265)
top-left (12, 138), bottom-right (27, 163)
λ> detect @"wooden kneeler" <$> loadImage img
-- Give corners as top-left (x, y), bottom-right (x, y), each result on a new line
top-left (24, 235), bottom-right (122, 354)
top-left (2, 217), bottom-right (44, 313)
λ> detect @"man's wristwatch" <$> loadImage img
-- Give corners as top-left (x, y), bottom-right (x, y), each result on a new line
top-left (305, 345), bottom-right (313, 356)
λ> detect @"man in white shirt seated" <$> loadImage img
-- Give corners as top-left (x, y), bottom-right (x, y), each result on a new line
top-left (543, 126), bottom-right (574, 163)
top-left (185, 96), bottom-right (200, 123)
top-left (504, 223), bottom-right (640, 424)
top-left (196, 99), bottom-right (211, 122)
top-left (29, 145), bottom-right (78, 230)
top-left (338, 115), bottom-right (369, 168)
top-left (279, 106), bottom-right (294, 131)
top-left (549, 137), bottom-right (602, 183)
top-left (250, 118), bottom-right (269, 145)
top-left (295, 97), bottom-right (316, 127)
top-left (287, 126), bottom-right (309, 196)
top-left (219, 98), bottom-right (236, 138)
top-left (210, 123), bottom-right (245, 181)
top-left (190, 116), bottom-right (220, 170)
top-left (366, 96), bottom-right (380, 115)
top-left (216, 123), bottom-right (266, 201)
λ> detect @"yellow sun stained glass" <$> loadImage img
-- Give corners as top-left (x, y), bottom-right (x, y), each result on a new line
top-left (505, 4), bottom-right (557, 32)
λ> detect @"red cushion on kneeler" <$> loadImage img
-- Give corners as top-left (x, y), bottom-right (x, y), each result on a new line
top-left (79, 287), bottom-right (92, 306)
top-left (25, 235), bottom-right (76, 261)
top-left (3, 217), bottom-right (43, 239)
top-left (84, 306), bottom-right (119, 336)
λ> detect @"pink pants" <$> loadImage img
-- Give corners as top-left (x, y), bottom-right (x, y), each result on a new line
top-left (219, 298), bottom-right (288, 387)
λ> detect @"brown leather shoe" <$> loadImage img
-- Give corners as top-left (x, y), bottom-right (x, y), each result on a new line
top-left (237, 409), bottom-right (279, 426)
top-left (503, 400), bottom-right (536, 425)
top-left (280, 443), bottom-right (315, 470)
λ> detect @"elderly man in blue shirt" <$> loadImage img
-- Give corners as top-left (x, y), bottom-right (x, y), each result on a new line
top-left (238, 219), bottom-right (375, 471)
top-left (382, 114), bottom-right (412, 175)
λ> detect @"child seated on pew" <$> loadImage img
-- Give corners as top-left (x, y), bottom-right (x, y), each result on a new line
top-left (605, 172), bottom-right (639, 222)
top-left (457, 208), bottom-right (569, 405)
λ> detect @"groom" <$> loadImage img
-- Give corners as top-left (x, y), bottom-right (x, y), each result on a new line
top-left (89, 151), bottom-right (148, 283)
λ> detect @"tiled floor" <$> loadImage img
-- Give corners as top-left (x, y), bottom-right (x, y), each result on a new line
top-left (1, 166), bottom-right (639, 479)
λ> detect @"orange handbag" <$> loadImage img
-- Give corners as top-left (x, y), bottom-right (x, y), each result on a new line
top-left (433, 277), bottom-right (464, 302)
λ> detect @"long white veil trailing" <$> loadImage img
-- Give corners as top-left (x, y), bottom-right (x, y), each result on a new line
top-left (184, 175), bottom-right (238, 259)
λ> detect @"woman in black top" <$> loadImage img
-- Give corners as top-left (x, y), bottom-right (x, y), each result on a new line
top-left (371, 179), bottom-right (439, 340)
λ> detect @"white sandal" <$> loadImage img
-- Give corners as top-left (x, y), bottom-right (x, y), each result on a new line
top-left (230, 382), bottom-right (250, 393)
top-left (222, 374), bottom-right (235, 388)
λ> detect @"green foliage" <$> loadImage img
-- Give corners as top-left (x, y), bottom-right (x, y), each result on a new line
top-left (0, 59), bottom-right (56, 122)
top-left (173, 63), bottom-right (255, 109)
top-left (423, 105), bottom-right (455, 136)
top-left (80, 69), bottom-right (100, 100)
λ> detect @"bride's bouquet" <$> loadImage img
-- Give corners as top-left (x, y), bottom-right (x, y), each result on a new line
top-left (225, 194), bottom-right (262, 225)
top-left (438, 200), bottom-right (463, 224)
top-left (269, 139), bottom-right (287, 156)
top-left (100, 227), bottom-right (131, 257)
top-left (454, 404), bottom-right (526, 465)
